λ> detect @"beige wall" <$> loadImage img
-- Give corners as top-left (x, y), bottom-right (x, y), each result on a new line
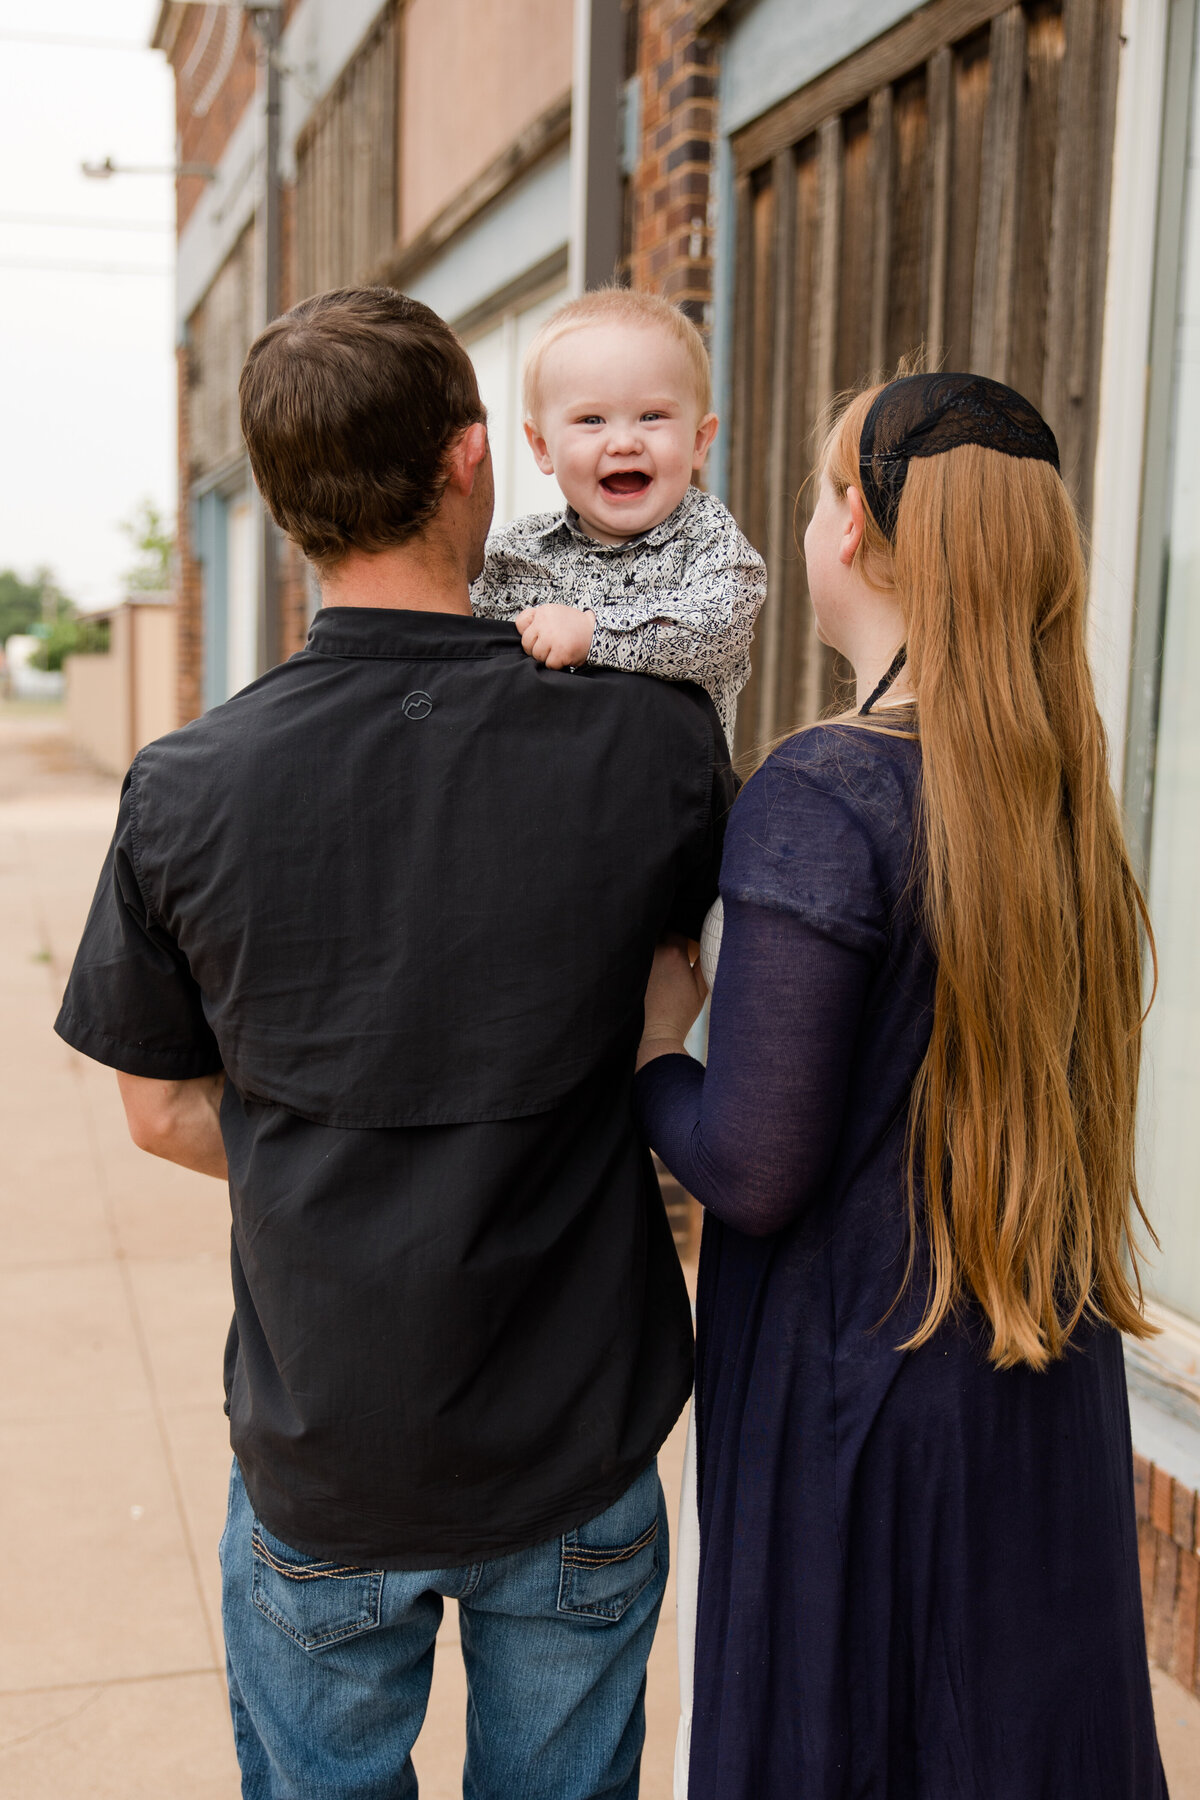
top-left (66, 602), bottom-right (179, 777)
top-left (400, 0), bottom-right (572, 241)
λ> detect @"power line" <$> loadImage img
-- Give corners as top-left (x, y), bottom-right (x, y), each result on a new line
top-left (0, 256), bottom-right (172, 277)
top-left (0, 213), bottom-right (173, 233)
top-left (0, 32), bottom-right (147, 52)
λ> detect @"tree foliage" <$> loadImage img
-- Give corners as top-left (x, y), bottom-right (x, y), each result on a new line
top-left (121, 499), bottom-right (174, 592)
top-left (0, 568), bottom-right (48, 645)
top-left (31, 615), bottom-right (110, 672)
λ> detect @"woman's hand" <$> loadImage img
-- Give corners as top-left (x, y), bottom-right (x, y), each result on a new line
top-left (637, 933), bottom-right (708, 1071)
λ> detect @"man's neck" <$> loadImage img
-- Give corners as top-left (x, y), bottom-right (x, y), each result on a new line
top-left (318, 539), bottom-right (473, 616)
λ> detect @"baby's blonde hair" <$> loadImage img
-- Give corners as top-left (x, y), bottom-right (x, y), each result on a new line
top-left (522, 287), bottom-right (713, 422)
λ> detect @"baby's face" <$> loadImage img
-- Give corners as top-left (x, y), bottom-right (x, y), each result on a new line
top-left (526, 323), bottom-right (717, 544)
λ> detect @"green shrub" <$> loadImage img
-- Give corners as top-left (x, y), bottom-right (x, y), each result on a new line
top-left (30, 616), bottom-right (110, 673)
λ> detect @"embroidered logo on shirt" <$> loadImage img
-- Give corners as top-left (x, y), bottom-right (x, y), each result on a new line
top-left (402, 692), bottom-right (433, 720)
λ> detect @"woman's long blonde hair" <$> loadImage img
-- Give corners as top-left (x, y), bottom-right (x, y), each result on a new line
top-left (822, 384), bottom-right (1155, 1370)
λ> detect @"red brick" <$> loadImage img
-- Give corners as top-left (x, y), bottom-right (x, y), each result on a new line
top-left (1151, 1463), bottom-right (1174, 1536)
top-left (629, 0), bottom-right (716, 326)
top-left (1134, 1453), bottom-right (1151, 1521)
top-left (1174, 1482), bottom-right (1197, 1552)
top-left (1138, 1518), bottom-right (1158, 1619)
top-left (1152, 1535), bottom-right (1180, 1670)
top-left (1173, 1549), bottom-right (1200, 1688)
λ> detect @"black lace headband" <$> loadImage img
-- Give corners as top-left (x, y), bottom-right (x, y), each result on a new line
top-left (858, 372), bottom-right (1060, 542)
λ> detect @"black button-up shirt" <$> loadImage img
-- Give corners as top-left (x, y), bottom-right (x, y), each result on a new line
top-left (56, 606), bottom-right (732, 1567)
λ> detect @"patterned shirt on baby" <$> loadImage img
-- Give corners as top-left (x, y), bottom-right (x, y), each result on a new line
top-left (470, 483), bottom-right (766, 747)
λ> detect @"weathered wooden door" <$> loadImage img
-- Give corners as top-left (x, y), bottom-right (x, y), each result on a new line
top-left (728, 0), bottom-right (1121, 754)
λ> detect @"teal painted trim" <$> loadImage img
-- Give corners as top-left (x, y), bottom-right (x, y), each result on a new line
top-left (194, 487), bottom-right (229, 712)
top-left (708, 129), bottom-right (737, 507)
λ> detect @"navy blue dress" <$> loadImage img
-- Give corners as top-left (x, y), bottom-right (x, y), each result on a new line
top-left (635, 725), bottom-right (1164, 1800)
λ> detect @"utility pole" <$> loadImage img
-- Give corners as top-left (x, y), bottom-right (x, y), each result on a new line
top-left (247, 2), bottom-right (283, 675)
top-left (569, 0), bottom-right (625, 294)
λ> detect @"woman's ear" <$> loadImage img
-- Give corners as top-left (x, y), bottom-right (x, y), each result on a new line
top-left (841, 486), bottom-right (866, 567)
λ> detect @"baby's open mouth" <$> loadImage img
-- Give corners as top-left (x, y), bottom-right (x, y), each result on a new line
top-left (600, 472), bottom-right (651, 496)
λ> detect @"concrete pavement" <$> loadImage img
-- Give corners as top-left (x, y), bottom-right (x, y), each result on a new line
top-left (3, 700), bottom-right (1199, 1797)
top-left (0, 703), bottom-right (686, 1798)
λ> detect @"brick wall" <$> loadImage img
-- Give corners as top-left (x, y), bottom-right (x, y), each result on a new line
top-left (628, 1), bottom-right (719, 326)
top-left (166, 7), bottom-right (306, 719)
top-left (171, 10), bottom-right (258, 234)
top-left (1136, 1451), bottom-right (1200, 1693)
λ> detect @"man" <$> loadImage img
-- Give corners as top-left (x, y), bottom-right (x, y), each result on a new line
top-left (56, 288), bottom-right (732, 1800)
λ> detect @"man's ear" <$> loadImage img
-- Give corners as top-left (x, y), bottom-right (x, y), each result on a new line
top-left (524, 419), bottom-right (555, 475)
top-left (841, 485), bottom-right (866, 567)
top-left (692, 413), bottom-right (719, 469)
top-left (446, 422), bottom-right (490, 496)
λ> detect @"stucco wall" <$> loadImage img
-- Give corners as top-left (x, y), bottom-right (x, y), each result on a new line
top-left (66, 603), bottom-right (178, 778)
top-left (399, 0), bottom-right (573, 241)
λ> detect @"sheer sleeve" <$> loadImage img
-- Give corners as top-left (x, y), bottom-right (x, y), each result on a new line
top-left (635, 897), bottom-right (873, 1235)
top-left (634, 734), bottom-right (891, 1236)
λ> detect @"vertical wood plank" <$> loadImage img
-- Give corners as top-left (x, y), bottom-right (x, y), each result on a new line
top-left (805, 117), bottom-right (842, 726)
top-left (779, 140), bottom-right (819, 737)
top-left (1043, 0), bottom-right (1097, 490)
top-left (729, 173), bottom-right (757, 538)
top-left (869, 86), bottom-right (894, 377)
top-left (1009, 5), bottom-right (1062, 409)
top-left (729, 172), bottom-right (758, 757)
top-left (836, 107), bottom-right (873, 390)
top-left (945, 29), bottom-right (989, 370)
top-left (1075, 0), bottom-right (1122, 528)
top-left (970, 4), bottom-right (1026, 381)
top-left (925, 46), bottom-right (953, 367)
top-left (811, 122), bottom-right (841, 489)
top-left (887, 69), bottom-right (930, 367)
top-left (761, 147), bottom-right (798, 743)
top-left (738, 177), bottom-right (778, 747)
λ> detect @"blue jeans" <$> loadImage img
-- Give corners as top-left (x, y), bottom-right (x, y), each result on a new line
top-left (220, 1458), bottom-right (668, 1799)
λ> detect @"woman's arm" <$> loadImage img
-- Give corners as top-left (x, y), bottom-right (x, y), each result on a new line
top-left (635, 895), bottom-right (874, 1236)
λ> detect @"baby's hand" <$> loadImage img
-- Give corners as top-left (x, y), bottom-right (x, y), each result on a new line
top-left (514, 605), bottom-right (595, 670)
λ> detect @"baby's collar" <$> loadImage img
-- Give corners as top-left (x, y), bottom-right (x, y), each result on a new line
top-left (539, 487), bottom-right (697, 552)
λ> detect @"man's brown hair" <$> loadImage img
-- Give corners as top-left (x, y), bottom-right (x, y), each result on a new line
top-left (239, 287), bottom-right (485, 569)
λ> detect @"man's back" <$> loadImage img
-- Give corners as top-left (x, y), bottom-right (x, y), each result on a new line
top-left (59, 604), bottom-right (731, 1565)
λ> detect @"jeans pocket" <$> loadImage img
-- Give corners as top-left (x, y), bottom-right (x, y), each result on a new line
top-left (557, 1463), bottom-right (662, 1624)
top-left (251, 1518), bottom-right (385, 1653)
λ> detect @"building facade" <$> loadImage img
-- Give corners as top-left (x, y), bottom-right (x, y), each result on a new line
top-left (154, 0), bottom-right (1200, 1690)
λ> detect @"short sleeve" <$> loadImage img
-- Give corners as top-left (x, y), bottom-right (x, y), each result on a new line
top-left (54, 773), bottom-right (223, 1079)
top-left (666, 707), bottom-right (737, 939)
top-left (720, 731), bottom-right (891, 958)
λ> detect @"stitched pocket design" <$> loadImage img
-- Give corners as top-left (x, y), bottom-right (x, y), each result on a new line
top-left (557, 1472), bottom-right (661, 1623)
top-left (251, 1521), bottom-right (384, 1652)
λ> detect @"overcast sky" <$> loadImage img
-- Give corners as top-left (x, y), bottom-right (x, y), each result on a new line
top-left (0, 1), bottom-right (175, 610)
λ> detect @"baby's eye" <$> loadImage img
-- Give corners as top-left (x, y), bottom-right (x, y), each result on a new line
top-left (577, 414), bottom-right (604, 426)
top-left (640, 411), bottom-right (665, 422)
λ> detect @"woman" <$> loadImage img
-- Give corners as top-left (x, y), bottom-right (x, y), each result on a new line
top-left (636, 373), bottom-right (1165, 1798)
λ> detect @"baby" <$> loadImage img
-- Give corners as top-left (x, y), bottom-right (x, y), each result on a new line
top-left (470, 289), bottom-right (765, 748)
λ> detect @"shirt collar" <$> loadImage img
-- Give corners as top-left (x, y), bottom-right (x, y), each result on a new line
top-left (531, 486), bottom-right (698, 554)
top-left (306, 606), bottom-right (519, 660)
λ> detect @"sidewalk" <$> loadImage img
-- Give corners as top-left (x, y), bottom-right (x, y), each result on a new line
top-left (0, 704), bottom-right (686, 1798)
top-left (2, 702), bottom-right (1199, 1797)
